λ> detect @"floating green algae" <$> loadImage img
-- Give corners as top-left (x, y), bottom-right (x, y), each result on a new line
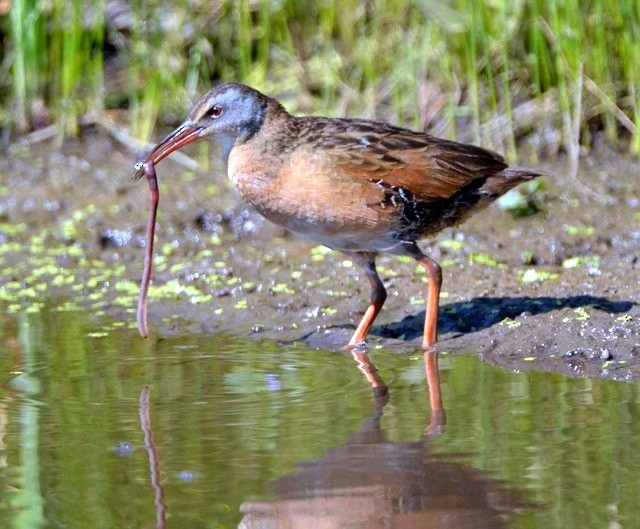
top-left (518, 268), bottom-right (560, 283)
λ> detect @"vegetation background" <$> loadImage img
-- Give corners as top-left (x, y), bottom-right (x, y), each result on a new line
top-left (1, 0), bottom-right (639, 161)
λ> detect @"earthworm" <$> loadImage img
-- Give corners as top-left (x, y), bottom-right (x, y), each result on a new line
top-left (136, 160), bottom-right (159, 338)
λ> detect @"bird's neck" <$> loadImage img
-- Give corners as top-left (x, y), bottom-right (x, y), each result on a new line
top-left (235, 100), bottom-right (297, 155)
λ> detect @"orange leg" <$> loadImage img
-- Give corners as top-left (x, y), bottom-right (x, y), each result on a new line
top-left (401, 243), bottom-right (442, 349)
top-left (414, 254), bottom-right (442, 349)
top-left (348, 254), bottom-right (387, 347)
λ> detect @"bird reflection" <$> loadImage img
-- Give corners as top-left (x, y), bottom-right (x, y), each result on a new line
top-left (238, 351), bottom-right (528, 529)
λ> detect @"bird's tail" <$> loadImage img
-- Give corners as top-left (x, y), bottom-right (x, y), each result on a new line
top-left (480, 167), bottom-right (542, 196)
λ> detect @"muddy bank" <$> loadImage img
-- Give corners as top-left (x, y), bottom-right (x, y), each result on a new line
top-left (0, 128), bottom-right (638, 379)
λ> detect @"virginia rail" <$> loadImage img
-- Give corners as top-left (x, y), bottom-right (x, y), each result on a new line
top-left (133, 83), bottom-right (539, 349)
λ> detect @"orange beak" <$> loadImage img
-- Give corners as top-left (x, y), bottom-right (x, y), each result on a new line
top-left (132, 122), bottom-right (204, 180)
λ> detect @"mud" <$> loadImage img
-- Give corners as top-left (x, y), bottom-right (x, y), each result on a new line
top-left (0, 127), bottom-right (638, 379)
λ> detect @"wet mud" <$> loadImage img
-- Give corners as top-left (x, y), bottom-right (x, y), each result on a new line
top-left (0, 127), bottom-right (638, 379)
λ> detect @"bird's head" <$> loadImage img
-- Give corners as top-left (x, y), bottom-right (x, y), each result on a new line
top-left (132, 83), bottom-right (269, 180)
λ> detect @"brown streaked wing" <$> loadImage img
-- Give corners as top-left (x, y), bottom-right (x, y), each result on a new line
top-left (303, 117), bottom-right (508, 201)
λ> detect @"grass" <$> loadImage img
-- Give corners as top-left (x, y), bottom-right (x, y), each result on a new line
top-left (6, 0), bottom-right (105, 136)
top-left (1, 0), bottom-right (639, 156)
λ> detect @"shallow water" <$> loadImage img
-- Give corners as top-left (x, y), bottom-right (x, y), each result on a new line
top-left (1, 305), bottom-right (640, 528)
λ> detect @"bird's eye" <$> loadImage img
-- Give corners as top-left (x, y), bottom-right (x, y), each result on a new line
top-left (209, 105), bottom-right (223, 118)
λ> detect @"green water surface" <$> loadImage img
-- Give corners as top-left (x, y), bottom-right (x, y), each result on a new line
top-left (0, 306), bottom-right (638, 528)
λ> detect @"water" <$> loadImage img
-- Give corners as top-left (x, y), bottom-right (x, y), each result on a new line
top-left (1, 306), bottom-right (639, 528)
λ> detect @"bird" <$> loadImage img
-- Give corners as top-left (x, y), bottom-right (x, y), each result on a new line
top-left (133, 82), bottom-right (540, 349)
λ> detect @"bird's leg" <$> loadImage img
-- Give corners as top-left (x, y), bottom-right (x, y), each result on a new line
top-left (347, 253), bottom-right (387, 347)
top-left (404, 244), bottom-right (442, 349)
top-left (418, 255), bottom-right (442, 349)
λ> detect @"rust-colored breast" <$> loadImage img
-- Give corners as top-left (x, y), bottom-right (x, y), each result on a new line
top-left (227, 139), bottom-right (408, 251)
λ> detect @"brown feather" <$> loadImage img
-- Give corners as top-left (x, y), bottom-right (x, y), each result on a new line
top-left (293, 117), bottom-right (509, 202)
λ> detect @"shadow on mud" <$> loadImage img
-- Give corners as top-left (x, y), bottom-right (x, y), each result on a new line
top-left (378, 295), bottom-right (636, 341)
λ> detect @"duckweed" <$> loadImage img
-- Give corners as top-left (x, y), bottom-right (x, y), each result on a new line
top-left (271, 283), bottom-right (295, 295)
top-left (564, 224), bottom-right (595, 236)
top-left (469, 252), bottom-right (506, 268)
top-left (519, 268), bottom-right (560, 283)
top-left (234, 299), bottom-right (248, 309)
top-left (500, 317), bottom-right (522, 328)
top-left (562, 307), bottom-right (591, 323)
top-left (438, 239), bottom-right (466, 252)
top-left (562, 256), bottom-right (601, 269)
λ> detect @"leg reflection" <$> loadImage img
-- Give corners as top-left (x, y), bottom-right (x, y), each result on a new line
top-left (423, 351), bottom-right (446, 437)
top-left (350, 349), bottom-right (388, 397)
top-left (349, 348), bottom-right (446, 437)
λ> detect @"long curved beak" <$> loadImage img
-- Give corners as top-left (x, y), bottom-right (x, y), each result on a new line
top-left (132, 121), bottom-right (204, 180)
